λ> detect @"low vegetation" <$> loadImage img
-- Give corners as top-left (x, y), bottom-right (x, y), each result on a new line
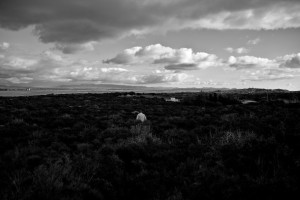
top-left (0, 91), bottom-right (300, 200)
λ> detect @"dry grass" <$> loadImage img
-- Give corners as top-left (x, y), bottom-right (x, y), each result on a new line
top-left (219, 130), bottom-right (256, 145)
top-left (125, 123), bottom-right (162, 145)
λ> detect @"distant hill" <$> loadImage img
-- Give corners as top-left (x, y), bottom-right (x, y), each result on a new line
top-left (220, 88), bottom-right (290, 94)
top-left (57, 83), bottom-right (149, 90)
top-left (56, 84), bottom-right (231, 93)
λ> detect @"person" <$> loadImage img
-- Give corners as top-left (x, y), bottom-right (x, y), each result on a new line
top-left (136, 111), bottom-right (147, 122)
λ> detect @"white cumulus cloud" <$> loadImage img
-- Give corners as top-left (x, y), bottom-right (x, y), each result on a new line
top-left (104, 44), bottom-right (221, 70)
top-left (227, 55), bottom-right (275, 69)
top-left (227, 53), bottom-right (300, 81)
top-left (225, 47), bottom-right (249, 54)
top-left (247, 38), bottom-right (260, 45)
top-left (0, 50), bottom-right (190, 85)
top-left (0, 42), bottom-right (10, 50)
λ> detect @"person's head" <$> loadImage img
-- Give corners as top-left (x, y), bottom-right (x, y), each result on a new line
top-left (139, 110), bottom-right (143, 113)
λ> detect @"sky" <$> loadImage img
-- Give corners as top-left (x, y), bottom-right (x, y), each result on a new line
top-left (0, 0), bottom-right (300, 90)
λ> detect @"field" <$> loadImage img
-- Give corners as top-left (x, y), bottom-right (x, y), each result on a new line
top-left (1, 91), bottom-right (300, 200)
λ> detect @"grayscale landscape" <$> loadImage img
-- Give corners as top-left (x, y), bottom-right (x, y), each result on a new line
top-left (0, 0), bottom-right (300, 200)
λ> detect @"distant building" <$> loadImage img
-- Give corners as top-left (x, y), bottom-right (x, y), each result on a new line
top-left (165, 97), bottom-right (180, 102)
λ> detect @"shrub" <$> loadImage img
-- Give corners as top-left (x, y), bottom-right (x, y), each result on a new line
top-left (219, 130), bottom-right (257, 146)
top-left (126, 123), bottom-right (162, 145)
top-left (100, 126), bottom-right (131, 143)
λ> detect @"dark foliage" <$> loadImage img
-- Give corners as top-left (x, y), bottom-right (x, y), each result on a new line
top-left (0, 91), bottom-right (300, 200)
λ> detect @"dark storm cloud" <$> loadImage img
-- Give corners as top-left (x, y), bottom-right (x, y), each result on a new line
top-left (1, 0), bottom-right (300, 53)
top-left (0, 0), bottom-right (156, 43)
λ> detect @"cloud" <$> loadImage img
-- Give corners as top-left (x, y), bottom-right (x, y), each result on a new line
top-left (247, 38), bottom-right (260, 45)
top-left (228, 53), bottom-right (300, 70)
top-left (103, 47), bottom-right (143, 65)
top-left (164, 63), bottom-right (199, 70)
top-left (1, 48), bottom-right (300, 86)
top-left (135, 72), bottom-right (189, 84)
top-left (185, 3), bottom-right (300, 30)
top-left (6, 77), bottom-right (33, 84)
top-left (0, 50), bottom-right (189, 85)
top-left (227, 53), bottom-right (300, 81)
top-left (54, 41), bottom-right (98, 54)
top-left (278, 53), bottom-right (300, 68)
top-left (225, 47), bottom-right (249, 54)
top-left (100, 68), bottom-right (128, 73)
top-left (0, 42), bottom-right (10, 50)
top-left (1, 56), bottom-right (38, 71)
top-left (104, 44), bottom-right (220, 70)
top-left (241, 68), bottom-right (295, 81)
top-left (225, 47), bottom-right (234, 53)
top-left (227, 55), bottom-right (274, 69)
top-left (1, 0), bottom-right (300, 53)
